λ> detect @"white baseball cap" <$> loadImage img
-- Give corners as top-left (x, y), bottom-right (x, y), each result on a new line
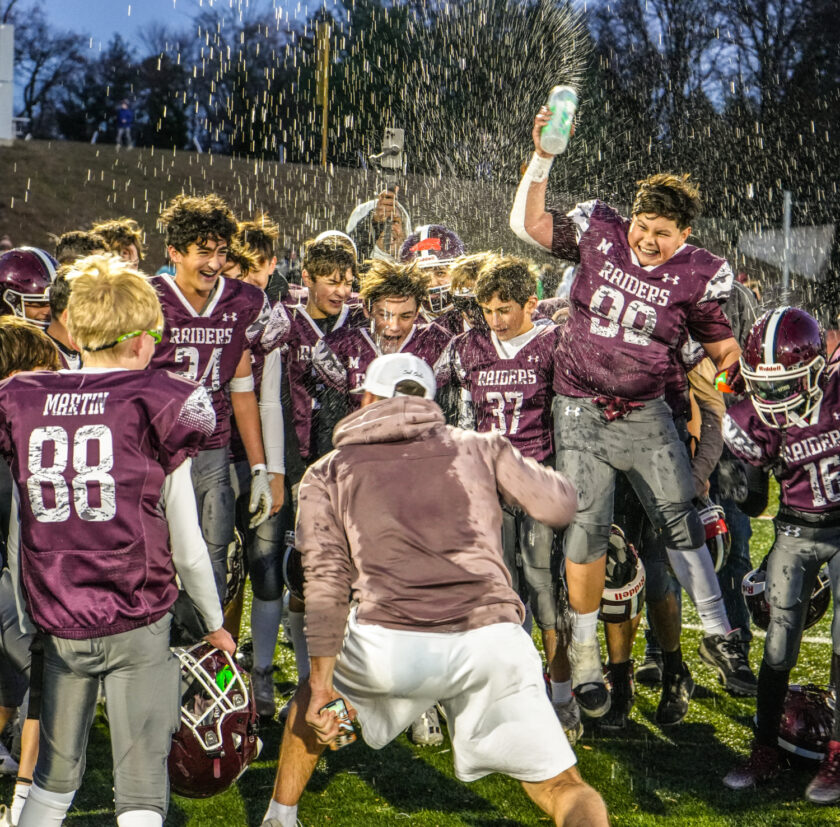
top-left (361, 353), bottom-right (436, 399)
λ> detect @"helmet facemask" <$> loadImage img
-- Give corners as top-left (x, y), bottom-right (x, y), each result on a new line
top-left (2, 289), bottom-right (51, 330)
top-left (741, 355), bottom-right (826, 429)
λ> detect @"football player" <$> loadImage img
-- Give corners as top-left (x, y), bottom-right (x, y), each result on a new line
top-left (0, 255), bottom-right (234, 827)
top-left (150, 194), bottom-right (278, 602)
top-left (44, 273), bottom-right (81, 370)
top-left (90, 217), bottom-right (144, 270)
top-left (237, 214), bottom-right (281, 292)
top-left (723, 307), bottom-right (840, 803)
top-left (53, 230), bottom-right (107, 267)
top-left (450, 255), bottom-right (581, 742)
top-left (0, 248), bottom-right (57, 330)
top-left (510, 108), bottom-right (746, 717)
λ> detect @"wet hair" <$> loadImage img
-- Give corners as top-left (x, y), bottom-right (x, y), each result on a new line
top-left (632, 173), bottom-right (702, 229)
top-left (48, 269), bottom-right (73, 315)
top-left (65, 254), bottom-right (163, 358)
top-left (54, 230), bottom-right (107, 265)
top-left (303, 236), bottom-right (358, 281)
top-left (359, 260), bottom-right (429, 308)
top-left (159, 194), bottom-right (237, 253)
top-left (449, 252), bottom-right (490, 296)
top-left (90, 217), bottom-right (145, 261)
top-left (224, 239), bottom-right (261, 278)
top-left (0, 316), bottom-right (60, 379)
top-left (237, 214), bottom-right (280, 263)
top-left (474, 254), bottom-right (538, 307)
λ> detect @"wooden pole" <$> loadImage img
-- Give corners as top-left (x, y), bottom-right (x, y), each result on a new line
top-left (317, 22), bottom-right (330, 169)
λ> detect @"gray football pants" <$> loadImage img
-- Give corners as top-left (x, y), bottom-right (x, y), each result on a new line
top-left (191, 447), bottom-right (236, 602)
top-left (553, 395), bottom-right (704, 565)
top-left (764, 521), bottom-right (840, 671)
top-left (0, 570), bottom-right (32, 708)
top-left (34, 615), bottom-right (180, 818)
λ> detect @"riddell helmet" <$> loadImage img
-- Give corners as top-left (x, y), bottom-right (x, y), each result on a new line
top-left (742, 564), bottom-right (831, 632)
top-left (697, 498), bottom-right (731, 572)
top-left (0, 247), bottom-right (58, 328)
top-left (399, 225), bottom-right (466, 314)
top-left (778, 684), bottom-right (836, 761)
top-left (741, 307), bottom-right (826, 428)
top-left (599, 525), bottom-right (646, 624)
top-left (281, 530), bottom-right (304, 601)
top-left (168, 644), bottom-right (261, 798)
top-left (224, 528), bottom-right (245, 609)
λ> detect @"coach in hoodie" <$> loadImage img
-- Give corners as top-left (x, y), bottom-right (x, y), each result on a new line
top-left (260, 354), bottom-right (607, 827)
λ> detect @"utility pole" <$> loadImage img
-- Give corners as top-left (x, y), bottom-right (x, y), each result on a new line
top-left (316, 22), bottom-right (330, 170)
top-left (0, 25), bottom-right (14, 145)
top-left (782, 189), bottom-right (792, 302)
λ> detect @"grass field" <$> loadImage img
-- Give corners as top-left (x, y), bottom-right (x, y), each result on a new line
top-left (9, 483), bottom-right (835, 826)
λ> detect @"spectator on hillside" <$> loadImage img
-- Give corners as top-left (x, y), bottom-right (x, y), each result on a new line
top-left (116, 101), bottom-right (134, 149)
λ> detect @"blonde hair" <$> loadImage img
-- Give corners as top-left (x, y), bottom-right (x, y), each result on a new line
top-left (449, 252), bottom-right (490, 295)
top-left (65, 254), bottom-right (163, 357)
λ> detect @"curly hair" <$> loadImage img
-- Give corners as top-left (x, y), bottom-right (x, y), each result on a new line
top-left (91, 217), bottom-right (145, 260)
top-left (237, 213), bottom-right (280, 262)
top-left (359, 260), bottom-right (429, 308)
top-left (303, 236), bottom-right (358, 281)
top-left (632, 173), bottom-right (702, 229)
top-left (0, 316), bottom-right (60, 379)
top-left (224, 239), bottom-right (262, 278)
top-left (54, 230), bottom-right (107, 265)
top-left (159, 194), bottom-right (237, 253)
top-left (449, 252), bottom-right (491, 295)
top-left (474, 254), bottom-right (538, 307)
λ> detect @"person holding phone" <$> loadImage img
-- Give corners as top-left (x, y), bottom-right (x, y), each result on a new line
top-left (260, 353), bottom-right (608, 827)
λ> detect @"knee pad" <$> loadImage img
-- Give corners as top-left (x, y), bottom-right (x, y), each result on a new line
top-left (563, 521), bottom-right (611, 565)
top-left (763, 610), bottom-right (806, 671)
top-left (519, 520), bottom-right (558, 629)
top-left (247, 514), bottom-right (285, 602)
top-left (198, 482), bottom-right (236, 548)
top-left (657, 502), bottom-right (705, 550)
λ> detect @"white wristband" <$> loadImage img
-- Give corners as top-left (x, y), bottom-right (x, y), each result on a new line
top-left (229, 373), bottom-right (255, 393)
top-left (250, 463), bottom-right (267, 475)
top-left (525, 152), bottom-right (554, 184)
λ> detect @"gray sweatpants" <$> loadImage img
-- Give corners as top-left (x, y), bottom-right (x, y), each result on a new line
top-left (35, 615), bottom-right (180, 818)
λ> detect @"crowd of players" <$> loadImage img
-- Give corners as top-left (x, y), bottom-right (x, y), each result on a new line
top-left (0, 105), bottom-right (835, 826)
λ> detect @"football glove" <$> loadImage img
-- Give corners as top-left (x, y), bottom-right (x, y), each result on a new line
top-left (249, 466), bottom-right (273, 528)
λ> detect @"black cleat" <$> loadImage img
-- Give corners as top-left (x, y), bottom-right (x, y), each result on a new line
top-left (656, 663), bottom-right (695, 727)
top-left (699, 630), bottom-right (757, 696)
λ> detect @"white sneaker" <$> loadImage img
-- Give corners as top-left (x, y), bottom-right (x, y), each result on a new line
top-left (553, 697), bottom-right (583, 746)
top-left (252, 667), bottom-right (276, 718)
top-left (0, 742), bottom-right (18, 776)
top-left (568, 638), bottom-right (611, 718)
top-left (410, 707), bottom-right (444, 746)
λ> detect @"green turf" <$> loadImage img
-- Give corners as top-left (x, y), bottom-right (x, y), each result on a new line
top-left (11, 479), bottom-right (838, 825)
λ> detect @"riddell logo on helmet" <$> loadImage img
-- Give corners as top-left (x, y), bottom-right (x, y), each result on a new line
top-left (613, 580), bottom-right (644, 600)
top-left (757, 362), bottom-right (785, 373)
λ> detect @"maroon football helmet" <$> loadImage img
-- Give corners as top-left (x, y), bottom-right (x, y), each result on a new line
top-left (0, 247), bottom-right (58, 328)
top-left (599, 525), bottom-right (646, 623)
top-left (281, 530), bottom-right (304, 601)
top-left (399, 225), bottom-right (466, 315)
top-left (168, 644), bottom-right (261, 798)
top-left (697, 498), bottom-right (731, 572)
top-left (740, 307), bottom-right (826, 428)
top-left (778, 684), bottom-right (836, 761)
top-left (742, 564), bottom-right (830, 632)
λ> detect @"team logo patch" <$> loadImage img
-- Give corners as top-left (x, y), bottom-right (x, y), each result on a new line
top-left (778, 523), bottom-right (802, 538)
top-left (564, 405), bottom-right (581, 417)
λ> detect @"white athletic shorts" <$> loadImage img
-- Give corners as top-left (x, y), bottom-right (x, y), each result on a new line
top-left (333, 611), bottom-right (576, 782)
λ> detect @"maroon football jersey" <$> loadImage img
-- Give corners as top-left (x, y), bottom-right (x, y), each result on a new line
top-left (262, 301), bottom-right (366, 462)
top-left (549, 200), bottom-right (734, 400)
top-left (149, 274), bottom-right (269, 450)
top-left (428, 307), bottom-right (468, 336)
top-left (0, 369), bottom-right (215, 638)
top-left (452, 324), bottom-right (560, 461)
top-left (313, 321), bottom-right (453, 409)
top-left (724, 372), bottom-right (840, 514)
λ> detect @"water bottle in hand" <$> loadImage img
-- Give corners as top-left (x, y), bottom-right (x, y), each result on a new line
top-left (540, 86), bottom-right (578, 155)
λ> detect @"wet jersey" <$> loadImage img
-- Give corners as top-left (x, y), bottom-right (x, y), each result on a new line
top-left (724, 372), bottom-right (840, 515)
top-left (452, 324), bottom-right (560, 461)
top-left (0, 369), bottom-right (215, 638)
top-left (549, 200), bottom-right (734, 400)
top-left (429, 307), bottom-right (468, 336)
top-left (149, 274), bottom-right (269, 450)
top-left (312, 321), bottom-right (453, 409)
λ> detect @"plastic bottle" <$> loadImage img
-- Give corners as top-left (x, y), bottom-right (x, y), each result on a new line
top-left (540, 86), bottom-right (578, 155)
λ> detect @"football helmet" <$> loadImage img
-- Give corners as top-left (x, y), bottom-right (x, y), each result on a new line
top-left (168, 643), bottom-right (261, 798)
top-left (282, 530), bottom-right (304, 601)
top-left (599, 525), bottom-right (646, 623)
top-left (740, 307), bottom-right (826, 428)
top-left (224, 528), bottom-right (245, 609)
top-left (399, 225), bottom-right (466, 315)
top-left (0, 247), bottom-right (58, 328)
top-left (778, 684), bottom-right (836, 761)
top-left (742, 564), bottom-right (831, 632)
top-left (697, 498), bottom-right (731, 572)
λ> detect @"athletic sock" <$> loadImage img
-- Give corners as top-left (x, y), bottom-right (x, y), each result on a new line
top-left (264, 799), bottom-right (298, 827)
top-left (251, 596), bottom-right (283, 672)
top-left (666, 545), bottom-right (732, 636)
top-left (16, 784), bottom-right (74, 827)
top-left (609, 659), bottom-right (631, 687)
top-left (286, 610), bottom-right (310, 680)
top-left (550, 680), bottom-right (572, 704)
top-left (662, 647), bottom-right (683, 677)
top-left (10, 778), bottom-right (31, 826)
top-left (755, 660), bottom-right (790, 747)
top-left (116, 811), bottom-right (163, 827)
top-left (571, 609), bottom-right (599, 644)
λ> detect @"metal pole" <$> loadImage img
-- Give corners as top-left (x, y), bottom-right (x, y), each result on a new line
top-left (317, 22), bottom-right (330, 170)
top-left (782, 190), bottom-right (792, 302)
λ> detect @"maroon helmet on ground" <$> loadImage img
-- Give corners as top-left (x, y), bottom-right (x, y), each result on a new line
top-left (742, 564), bottom-right (830, 632)
top-left (399, 225), bottom-right (466, 314)
top-left (0, 247), bottom-right (58, 328)
top-left (740, 307), bottom-right (826, 428)
top-left (599, 525), bottom-right (646, 623)
top-left (168, 643), bottom-right (261, 798)
top-left (778, 684), bottom-right (836, 761)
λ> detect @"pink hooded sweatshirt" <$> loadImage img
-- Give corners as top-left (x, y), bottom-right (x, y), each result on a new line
top-left (296, 396), bottom-right (578, 657)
